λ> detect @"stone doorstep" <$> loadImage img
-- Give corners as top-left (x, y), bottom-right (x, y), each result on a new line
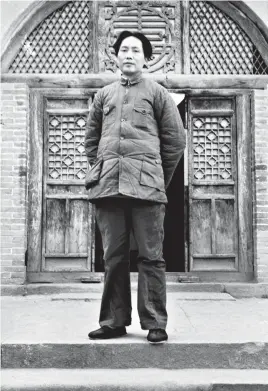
top-left (1, 292), bottom-right (236, 301)
top-left (1, 282), bottom-right (268, 297)
top-left (2, 342), bottom-right (268, 370)
top-left (2, 369), bottom-right (268, 391)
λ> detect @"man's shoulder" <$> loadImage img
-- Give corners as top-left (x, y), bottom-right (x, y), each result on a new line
top-left (142, 77), bottom-right (168, 95)
top-left (101, 81), bottom-right (119, 93)
top-left (93, 81), bottom-right (119, 104)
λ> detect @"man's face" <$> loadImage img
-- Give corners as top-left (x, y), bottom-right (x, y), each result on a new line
top-left (117, 36), bottom-right (146, 76)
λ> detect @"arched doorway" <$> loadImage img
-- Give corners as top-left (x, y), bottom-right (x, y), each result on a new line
top-left (2, 0), bottom-right (268, 282)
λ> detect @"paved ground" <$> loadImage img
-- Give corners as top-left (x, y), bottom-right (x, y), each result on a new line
top-left (2, 287), bottom-right (268, 391)
top-left (2, 287), bottom-right (268, 344)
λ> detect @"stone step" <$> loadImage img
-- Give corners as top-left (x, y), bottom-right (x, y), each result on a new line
top-left (1, 282), bottom-right (221, 296)
top-left (2, 341), bottom-right (268, 369)
top-left (2, 369), bottom-right (268, 391)
top-left (2, 282), bottom-right (268, 298)
top-left (2, 292), bottom-right (268, 371)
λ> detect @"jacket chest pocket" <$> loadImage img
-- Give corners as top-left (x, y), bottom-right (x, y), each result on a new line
top-left (103, 105), bottom-right (116, 128)
top-left (132, 107), bottom-right (151, 129)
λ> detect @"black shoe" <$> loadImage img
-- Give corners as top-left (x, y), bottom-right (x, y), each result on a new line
top-left (147, 329), bottom-right (168, 344)
top-left (88, 326), bottom-right (127, 340)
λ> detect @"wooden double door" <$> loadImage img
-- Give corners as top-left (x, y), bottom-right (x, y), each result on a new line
top-left (27, 88), bottom-right (253, 282)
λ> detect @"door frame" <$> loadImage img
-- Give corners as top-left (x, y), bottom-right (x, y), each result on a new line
top-left (185, 89), bottom-right (254, 281)
top-left (27, 87), bottom-right (254, 283)
top-left (27, 88), bottom-right (100, 282)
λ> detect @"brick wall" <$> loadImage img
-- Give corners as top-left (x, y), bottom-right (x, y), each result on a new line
top-left (1, 83), bottom-right (29, 284)
top-left (253, 89), bottom-right (268, 282)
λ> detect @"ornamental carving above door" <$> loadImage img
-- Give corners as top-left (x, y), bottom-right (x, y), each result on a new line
top-left (5, 0), bottom-right (268, 75)
top-left (98, 2), bottom-right (179, 73)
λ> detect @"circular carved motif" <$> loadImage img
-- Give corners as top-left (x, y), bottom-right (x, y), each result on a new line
top-left (104, 4), bottom-right (175, 73)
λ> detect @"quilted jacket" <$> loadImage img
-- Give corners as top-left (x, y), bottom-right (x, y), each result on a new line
top-left (84, 74), bottom-right (186, 204)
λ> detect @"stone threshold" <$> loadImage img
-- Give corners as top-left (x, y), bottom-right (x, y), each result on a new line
top-left (1, 282), bottom-right (268, 298)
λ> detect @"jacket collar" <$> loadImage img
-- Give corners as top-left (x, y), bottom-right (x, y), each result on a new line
top-left (120, 72), bottom-right (143, 86)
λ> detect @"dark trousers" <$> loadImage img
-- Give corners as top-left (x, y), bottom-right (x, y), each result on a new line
top-left (95, 198), bottom-right (167, 330)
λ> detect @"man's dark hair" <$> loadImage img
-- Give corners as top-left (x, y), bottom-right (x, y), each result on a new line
top-left (113, 31), bottom-right (153, 61)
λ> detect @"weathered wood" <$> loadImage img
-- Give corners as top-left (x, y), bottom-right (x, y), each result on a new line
top-left (27, 91), bottom-right (43, 272)
top-left (193, 254), bottom-right (237, 258)
top-left (46, 98), bottom-right (90, 110)
top-left (181, 0), bottom-right (190, 74)
top-left (97, 2), bottom-right (115, 74)
top-left (1, 73), bottom-right (268, 89)
top-left (45, 258), bottom-right (88, 272)
top-left (65, 199), bottom-right (70, 254)
top-left (192, 195), bottom-right (235, 200)
top-left (43, 91), bottom-right (92, 269)
top-left (45, 199), bottom-right (66, 254)
top-left (69, 200), bottom-right (89, 254)
top-left (192, 259), bottom-right (237, 271)
top-left (26, 271), bottom-right (253, 283)
top-left (191, 110), bottom-right (234, 116)
top-left (184, 185), bottom-right (189, 272)
top-left (229, 1), bottom-right (268, 41)
top-left (92, 0), bottom-right (99, 73)
top-left (1, 1), bottom-right (69, 72)
top-left (191, 271), bottom-right (254, 282)
top-left (2, 0), bottom-right (268, 78)
top-left (192, 181), bottom-right (235, 186)
top-left (211, 1), bottom-right (268, 67)
top-left (189, 96), bottom-right (234, 110)
top-left (188, 91), bottom-right (253, 276)
top-left (45, 254), bottom-right (88, 258)
top-left (193, 185), bottom-right (234, 194)
top-left (26, 271), bottom-right (104, 283)
top-left (185, 89), bottom-right (266, 96)
top-left (188, 95), bottom-right (239, 272)
top-left (27, 90), bottom-right (96, 276)
top-left (236, 93), bottom-right (254, 274)
top-left (26, 86), bottom-right (255, 281)
top-left (46, 195), bottom-right (89, 200)
top-left (174, 0), bottom-right (182, 73)
top-left (89, 205), bottom-right (96, 272)
top-left (46, 181), bottom-right (86, 186)
top-left (215, 199), bottom-right (236, 254)
top-left (97, 1), bottom-right (180, 74)
top-left (46, 109), bottom-right (89, 114)
top-left (192, 200), bottom-right (212, 256)
top-left (184, 102), bottom-right (189, 272)
top-left (211, 198), bottom-right (216, 255)
top-left (231, 97), bottom-right (239, 272)
top-left (41, 111), bottom-right (49, 271)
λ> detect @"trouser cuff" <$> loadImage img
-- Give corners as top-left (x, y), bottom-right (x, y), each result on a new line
top-left (140, 322), bottom-right (167, 331)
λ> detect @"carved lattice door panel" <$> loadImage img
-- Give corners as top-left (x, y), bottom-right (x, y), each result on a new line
top-left (42, 95), bottom-right (95, 272)
top-left (187, 95), bottom-right (253, 278)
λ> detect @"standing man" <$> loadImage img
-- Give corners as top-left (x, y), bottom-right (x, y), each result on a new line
top-left (85, 31), bottom-right (186, 344)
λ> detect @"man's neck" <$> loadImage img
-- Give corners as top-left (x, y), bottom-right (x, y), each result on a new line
top-left (121, 71), bottom-right (143, 85)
